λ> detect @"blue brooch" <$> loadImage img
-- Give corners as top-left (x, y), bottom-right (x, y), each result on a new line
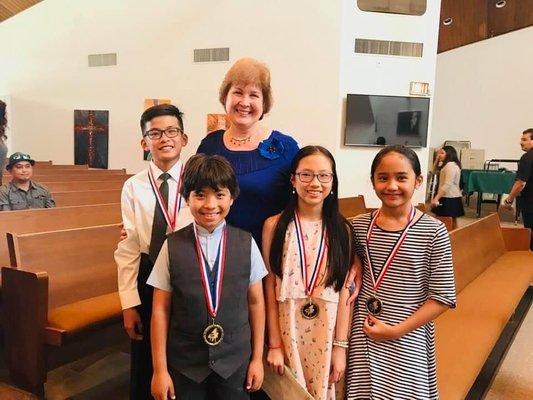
top-left (258, 136), bottom-right (284, 160)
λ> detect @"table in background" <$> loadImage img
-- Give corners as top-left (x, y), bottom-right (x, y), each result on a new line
top-left (461, 169), bottom-right (516, 217)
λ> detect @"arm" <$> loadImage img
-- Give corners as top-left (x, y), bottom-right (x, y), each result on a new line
top-left (114, 181), bottom-right (143, 339)
top-left (432, 164), bottom-right (452, 205)
top-left (262, 215), bottom-right (285, 375)
top-left (505, 154), bottom-right (531, 204)
top-left (504, 180), bottom-right (526, 204)
top-left (0, 187), bottom-right (11, 211)
top-left (246, 281), bottom-right (265, 391)
top-left (329, 284), bottom-right (351, 383)
top-left (151, 288), bottom-right (175, 400)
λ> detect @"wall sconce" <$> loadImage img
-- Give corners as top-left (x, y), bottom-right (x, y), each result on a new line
top-left (409, 82), bottom-right (430, 96)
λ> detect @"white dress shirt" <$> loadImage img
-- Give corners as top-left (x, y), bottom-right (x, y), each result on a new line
top-left (115, 160), bottom-right (193, 310)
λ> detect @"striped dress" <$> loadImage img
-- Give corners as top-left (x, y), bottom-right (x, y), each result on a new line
top-left (346, 212), bottom-right (456, 400)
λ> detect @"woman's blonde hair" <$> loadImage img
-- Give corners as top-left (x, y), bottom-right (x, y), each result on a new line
top-left (219, 58), bottom-right (273, 116)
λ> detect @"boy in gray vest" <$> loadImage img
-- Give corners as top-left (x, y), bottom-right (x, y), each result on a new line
top-left (148, 154), bottom-right (267, 400)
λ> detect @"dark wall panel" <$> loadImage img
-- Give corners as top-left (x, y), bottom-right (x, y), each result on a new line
top-left (488, 0), bottom-right (533, 37)
top-left (438, 0), bottom-right (488, 53)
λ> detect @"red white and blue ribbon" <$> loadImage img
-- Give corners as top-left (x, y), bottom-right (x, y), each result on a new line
top-left (148, 164), bottom-right (183, 231)
top-left (193, 224), bottom-right (227, 318)
top-left (365, 206), bottom-right (416, 292)
top-left (294, 212), bottom-right (328, 297)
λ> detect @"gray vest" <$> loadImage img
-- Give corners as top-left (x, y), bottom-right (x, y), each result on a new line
top-left (167, 223), bottom-right (252, 383)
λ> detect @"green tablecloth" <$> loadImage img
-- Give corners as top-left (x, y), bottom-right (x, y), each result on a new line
top-left (461, 169), bottom-right (516, 194)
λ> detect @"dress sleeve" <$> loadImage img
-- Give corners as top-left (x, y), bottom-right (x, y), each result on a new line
top-left (427, 223), bottom-right (456, 308)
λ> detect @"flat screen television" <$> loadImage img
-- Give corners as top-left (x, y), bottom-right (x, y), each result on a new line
top-left (344, 94), bottom-right (430, 147)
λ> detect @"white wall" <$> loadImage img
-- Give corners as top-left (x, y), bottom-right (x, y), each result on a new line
top-left (0, 0), bottom-right (442, 207)
top-left (336, 0), bottom-right (441, 205)
top-left (431, 27), bottom-right (533, 162)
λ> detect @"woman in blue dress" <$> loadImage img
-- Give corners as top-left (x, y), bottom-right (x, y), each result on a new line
top-left (197, 58), bottom-right (299, 248)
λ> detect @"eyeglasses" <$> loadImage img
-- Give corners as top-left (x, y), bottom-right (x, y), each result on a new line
top-left (294, 171), bottom-right (334, 183)
top-left (143, 127), bottom-right (183, 140)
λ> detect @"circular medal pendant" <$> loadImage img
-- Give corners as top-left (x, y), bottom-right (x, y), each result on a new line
top-left (366, 296), bottom-right (383, 316)
top-left (203, 323), bottom-right (224, 346)
top-left (301, 300), bottom-right (320, 320)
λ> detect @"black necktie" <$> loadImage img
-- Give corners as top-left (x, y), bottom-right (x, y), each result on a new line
top-left (149, 173), bottom-right (170, 263)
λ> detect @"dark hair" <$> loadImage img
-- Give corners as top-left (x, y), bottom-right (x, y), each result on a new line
top-left (0, 100), bottom-right (7, 140)
top-left (269, 146), bottom-right (352, 292)
top-left (140, 104), bottom-right (184, 134)
top-left (370, 145), bottom-right (421, 181)
top-left (181, 154), bottom-right (239, 200)
top-left (441, 145), bottom-right (461, 169)
top-left (523, 128), bottom-right (533, 140)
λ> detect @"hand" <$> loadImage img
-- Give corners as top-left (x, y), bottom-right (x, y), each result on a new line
top-left (502, 198), bottom-right (514, 210)
top-left (328, 346), bottom-right (346, 384)
top-left (363, 315), bottom-right (400, 342)
top-left (430, 198), bottom-right (440, 209)
top-left (123, 308), bottom-right (143, 340)
top-left (345, 259), bottom-right (362, 305)
top-left (266, 347), bottom-right (285, 375)
top-left (119, 222), bottom-right (127, 241)
top-left (151, 370), bottom-right (176, 400)
top-left (246, 358), bottom-right (264, 392)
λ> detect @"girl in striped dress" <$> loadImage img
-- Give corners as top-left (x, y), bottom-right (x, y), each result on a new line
top-left (346, 145), bottom-right (456, 400)
top-left (263, 146), bottom-right (357, 399)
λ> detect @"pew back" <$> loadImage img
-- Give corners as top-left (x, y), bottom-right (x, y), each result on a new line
top-left (449, 213), bottom-right (507, 293)
top-left (0, 203), bottom-right (121, 266)
top-left (7, 224), bottom-right (121, 309)
top-left (45, 181), bottom-right (125, 191)
top-left (52, 190), bottom-right (121, 206)
top-left (37, 174), bottom-right (132, 182)
top-left (338, 196), bottom-right (367, 219)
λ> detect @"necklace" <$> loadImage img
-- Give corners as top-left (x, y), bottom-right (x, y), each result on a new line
top-left (229, 135), bottom-right (252, 146)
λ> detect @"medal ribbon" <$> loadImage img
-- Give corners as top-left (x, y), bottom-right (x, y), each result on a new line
top-left (193, 224), bottom-right (227, 319)
top-left (148, 164), bottom-right (183, 231)
top-left (365, 206), bottom-right (416, 292)
top-left (294, 212), bottom-right (328, 297)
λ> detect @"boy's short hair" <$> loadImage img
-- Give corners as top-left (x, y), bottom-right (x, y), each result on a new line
top-left (140, 104), bottom-right (184, 133)
top-left (181, 154), bottom-right (239, 199)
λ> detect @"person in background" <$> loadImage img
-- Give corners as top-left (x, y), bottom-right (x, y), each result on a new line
top-left (431, 145), bottom-right (465, 226)
top-left (0, 152), bottom-right (55, 211)
top-left (503, 128), bottom-right (533, 250)
top-left (0, 100), bottom-right (8, 184)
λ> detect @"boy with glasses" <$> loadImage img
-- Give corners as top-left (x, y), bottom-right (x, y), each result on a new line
top-left (115, 104), bottom-right (193, 399)
top-left (0, 152), bottom-right (55, 211)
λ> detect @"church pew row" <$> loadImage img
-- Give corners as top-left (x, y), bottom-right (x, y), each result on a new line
top-left (0, 203), bottom-right (121, 266)
top-left (34, 161), bottom-right (53, 166)
top-left (2, 223), bottom-right (124, 395)
top-left (3, 169), bottom-right (126, 179)
top-left (37, 174), bottom-right (132, 183)
top-left (52, 190), bottom-right (121, 207)
top-left (434, 213), bottom-right (533, 400)
top-left (32, 164), bottom-right (89, 170)
top-left (44, 180), bottom-right (125, 192)
top-left (338, 196), bottom-right (453, 231)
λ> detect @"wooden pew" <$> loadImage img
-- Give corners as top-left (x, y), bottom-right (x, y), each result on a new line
top-left (2, 224), bottom-right (124, 395)
top-left (3, 169), bottom-right (126, 179)
top-left (0, 203), bottom-right (121, 266)
top-left (37, 174), bottom-right (132, 183)
top-left (435, 213), bottom-right (533, 399)
top-left (52, 190), bottom-right (121, 207)
top-left (338, 196), bottom-right (367, 219)
top-left (34, 161), bottom-right (52, 166)
top-left (33, 164), bottom-right (89, 170)
top-left (44, 180), bottom-right (125, 192)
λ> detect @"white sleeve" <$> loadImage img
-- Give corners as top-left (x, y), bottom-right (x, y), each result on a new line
top-left (147, 240), bottom-right (172, 292)
top-left (114, 180), bottom-right (142, 309)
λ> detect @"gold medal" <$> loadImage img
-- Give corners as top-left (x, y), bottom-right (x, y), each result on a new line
top-left (203, 323), bottom-right (224, 346)
top-left (301, 299), bottom-right (320, 320)
top-left (366, 295), bottom-right (383, 316)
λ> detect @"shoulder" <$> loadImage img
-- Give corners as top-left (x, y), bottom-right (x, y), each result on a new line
top-left (0, 183), bottom-right (9, 196)
top-left (227, 223), bottom-right (252, 238)
top-left (271, 131), bottom-right (299, 152)
top-left (123, 168), bottom-right (148, 188)
top-left (414, 213), bottom-right (447, 238)
top-left (32, 181), bottom-right (51, 193)
top-left (197, 130), bottom-right (224, 153)
top-left (168, 222), bottom-right (194, 240)
top-left (263, 213), bottom-right (281, 232)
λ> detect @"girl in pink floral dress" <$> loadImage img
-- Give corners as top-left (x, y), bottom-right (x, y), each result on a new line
top-left (263, 146), bottom-right (357, 399)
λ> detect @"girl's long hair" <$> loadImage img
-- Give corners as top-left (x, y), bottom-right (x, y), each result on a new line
top-left (268, 146), bottom-right (352, 291)
top-left (441, 145), bottom-right (461, 169)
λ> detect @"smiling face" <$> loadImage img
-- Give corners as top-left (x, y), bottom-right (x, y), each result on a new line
top-left (9, 161), bottom-right (33, 184)
top-left (141, 115), bottom-right (188, 167)
top-left (224, 83), bottom-right (264, 129)
top-left (187, 186), bottom-right (234, 232)
top-left (291, 153), bottom-right (334, 208)
top-left (372, 152), bottom-right (422, 210)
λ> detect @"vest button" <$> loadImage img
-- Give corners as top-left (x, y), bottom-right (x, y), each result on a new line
top-left (209, 360), bottom-right (216, 366)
